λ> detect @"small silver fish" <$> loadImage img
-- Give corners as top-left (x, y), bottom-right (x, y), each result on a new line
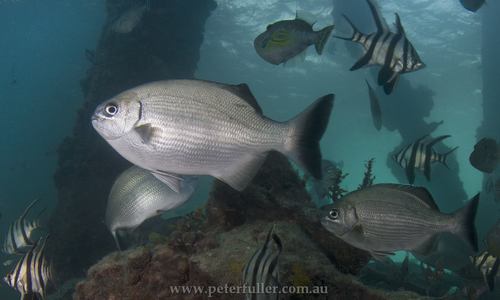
top-left (242, 225), bottom-right (282, 300)
top-left (254, 13), bottom-right (334, 65)
top-left (2, 198), bottom-right (42, 255)
top-left (4, 237), bottom-right (52, 299)
top-left (105, 166), bottom-right (197, 250)
top-left (92, 80), bottom-right (334, 193)
top-left (321, 184), bottom-right (479, 261)
top-left (460, 0), bottom-right (486, 12)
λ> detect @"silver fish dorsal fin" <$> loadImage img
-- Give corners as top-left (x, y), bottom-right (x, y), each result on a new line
top-left (221, 83), bottom-right (263, 114)
top-left (374, 184), bottom-right (440, 210)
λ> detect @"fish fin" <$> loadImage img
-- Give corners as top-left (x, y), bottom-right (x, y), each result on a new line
top-left (426, 135), bottom-right (451, 148)
top-left (134, 123), bottom-right (161, 145)
top-left (20, 198), bottom-right (40, 220)
top-left (394, 13), bottom-right (406, 35)
top-left (486, 258), bottom-right (500, 291)
top-left (383, 73), bottom-right (399, 95)
top-left (284, 49), bottom-right (307, 67)
top-left (223, 83), bottom-right (263, 114)
top-left (111, 230), bottom-right (123, 251)
top-left (314, 25), bottom-right (334, 55)
top-left (350, 51), bottom-right (373, 71)
top-left (412, 235), bottom-right (438, 256)
top-left (353, 224), bottom-right (364, 236)
top-left (284, 94), bottom-right (334, 179)
top-left (365, 80), bottom-right (382, 131)
top-left (370, 250), bottom-right (395, 262)
top-left (215, 153), bottom-right (268, 191)
top-left (405, 164), bottom-right (416, 185)
top-left (366, 0), bottom-right (389, 33)
top-left (378, 65), bottom-right (394, 86)
top-left (452, 194), bottom-right (480, 252)
top-left (375, 184), bottom-right (439, 210)
top-left (151, 171), bottom-right (183, 193)
top-left (335, 14), bottom-right (367, 41)
top-left (295, 10), bottom-right (316, 26)
top-left (440, 146), bottom-right (459, 169)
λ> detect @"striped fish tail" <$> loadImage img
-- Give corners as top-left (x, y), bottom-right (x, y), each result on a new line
top-left (439, 146), bottom-right (459, 169)
top-left (314, 25), bottom-right (334, 55)
top-left (335, 14), bottom-right (366, 42)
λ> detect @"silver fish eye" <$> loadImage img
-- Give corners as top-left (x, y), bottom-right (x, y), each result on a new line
top-left (329, 209), bottom-right (339, 220)
top-left (104, 103), bottom-right (118, 117)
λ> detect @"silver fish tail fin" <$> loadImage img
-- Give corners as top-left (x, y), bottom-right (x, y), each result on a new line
top-left (314, 25), bottom-right (334, 55)
top-left (440, 146), bottom-right (459, 169)
top-left (284, 94), bottom-right (334, 180)
top-left (452, 194), bottom-right (479, 252)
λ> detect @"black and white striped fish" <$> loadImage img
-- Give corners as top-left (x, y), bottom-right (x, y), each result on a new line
top-left (393, 135), bottom-right (458, 184)
top-left (337, 0), bottom-right (425, 94)
top-left (4, 237), bottom-right (52, 300)
top-left (2, 199), bottom-right (42, 255)
top-left (242, 225), bottom-right (283, 300)
top-left (471, 250), bottom-right (500, 291)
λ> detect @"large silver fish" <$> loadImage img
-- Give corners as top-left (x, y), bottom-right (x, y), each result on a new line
top-left (105, 166), bottom-right (197, 250)
top-left (321, 184), bottom-right (479, 261)
top-left (254, 14), bottom-right (334, 65)
top-left (2, 198), bottom-right (42, 255)
top-left (92, 80), bottom-right (334, 193)
top-left (4, 237), bottom-right (52, 300)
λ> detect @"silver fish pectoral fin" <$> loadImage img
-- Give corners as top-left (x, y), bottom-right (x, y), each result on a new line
top-left (151, 171), bottom-right (184, 193)
top-left (213, 153), bottom-right (268, 192)
top-left (134, 123), bottom-right (161, 146)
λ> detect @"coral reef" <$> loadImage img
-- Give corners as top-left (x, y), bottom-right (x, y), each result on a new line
top-left (49, 0), bottom-right (217, 280)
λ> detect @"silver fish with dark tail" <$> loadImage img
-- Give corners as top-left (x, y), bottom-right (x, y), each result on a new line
top-left (254, 13), bottom-right (334, 65)
top-left (242, 225), bottom-right (282, 300)
top-left (105, 166), bottom-right (197, 250)
top-left (337, 0), bottom-right (425, 94)
top-left (92, 80), bottom-right (334, 193)
top-left (321, 184), bottom-right (479, 261)
top-left (4, 236), bottom-right (52, 300)
top-left (2, 198), bottom-right (42, 255)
